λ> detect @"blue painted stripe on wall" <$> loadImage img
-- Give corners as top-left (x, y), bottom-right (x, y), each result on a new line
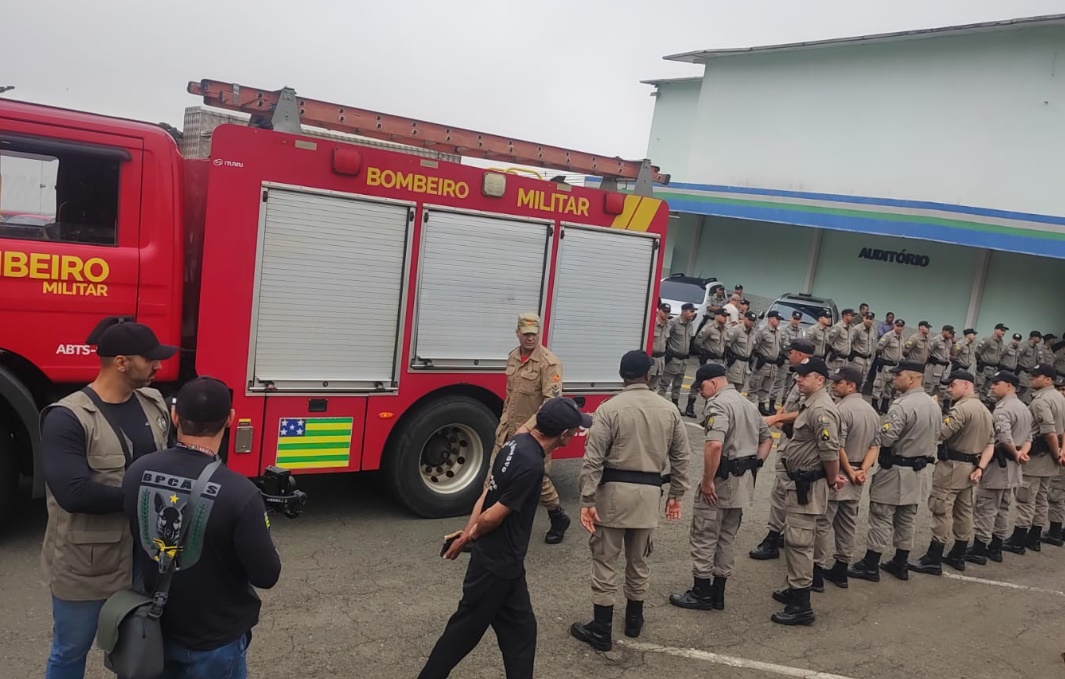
top-left (665, 197), bottom-right (1065, 260)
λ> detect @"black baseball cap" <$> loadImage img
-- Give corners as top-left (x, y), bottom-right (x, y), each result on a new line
top-left (1043, 333), bottom-right (1057, 341)
top-left (658, 302), bottom-right (671, 313)
top-left (963, 328), bottom-right (977, 336)
top-left (890, 360), bottom-right (926, 374)
top-left (681, 302), bottom-right (697, 312)
top-left (1012, 333), bottom-right (1022, 341)
top-left (817, 310), bottom-right (831, 319)
top-left (794, 357), bottom-right (829, 378)
top-left (1031, 363), bottom-right (1057, 378)
top-left (894, 319), bottom-right (906, 326)
top-left (791, 311), bottom-right (803, 320)
top-left (989, 370), bottom-right (1019, 386)
top-left (863, 312), bottom-right (875, 319)
top-left (841, 308), bottom-right (855, 316)
top-left (744, 311), bottom-right (757, 321)
top-left (536, 397), bottom-right (592, 431)
top-left (695, 362), bottom-right (727, 385)
top-left (790, 338), bottom-right (816, 354)
top-left (918, 320), bottom-right (931, 329)
top-left (947, 370), bottom-right (975, 383)
top-left (994, 323), bottom-right (1009, 331)
top-left (714, 308), bottom-right (728, 318)
top-left (942, 324), bottom-right (954, 332)
top-left (829, 366), bottom-right (864, 386)
top-left (94, 321), bottom-right (178, 361)
top-left (175, 376), bottom-right (232, 424)
top-left (1030, 330), bottom-right (1043, 338)
top-left (766, 310), bottom-right (782, 320)
top-left (619, 350), bottom-right (654, 379)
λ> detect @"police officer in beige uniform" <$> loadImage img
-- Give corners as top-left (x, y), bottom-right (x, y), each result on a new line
top-left (872, 319), bottom-right (906, 414)
top-left (848, 312), bottom-right (876, 378)
top-left (571, 351), bottom-right (690, 652)
top-left (1005, 363), bottom-right (1065, 552)
top-left (750, 338), bottom-right (817, 561)
top-left (806, 311), bottom-right (832, 359)
top-left (975, 324), bottom-right (1008, 400)
top-left (910, 370), bottom-right (993, 575)
top-left (658, 303), bottom-right (698, 409)
top-left (747, 310), bottom-right (783, 415)
top-left (965, 370), bottom-right (1031, 564)
top-left (848, 360), bottom-right (940, 583)
top-left (825, 308), bottom-right (855, 371)
top-left (1001, 333), bottom-right (1021, 375)
top-left (925, 325), bottom-right (954, 402)
top-left (684, 308), bottom-right (729, 418)
top-left (670, 363), bottom-right (773, 612)
top-left (771, 311), bottom-right (806, 411)
top-left (951, 328), bottom-right (977, 372)
top-left (725, 312), bottom-right (757, 392)
top-left (904, 320), bottom-right (932, 367)
top-left (769, 357), bottom-right (841, 626)
top-left (486, 313), bottom-right (571, 544)
top-left (814, 366), bottom-right (879, 590)
top-left (1016, 331), bottom-right (1043, 403)
top-left (1046, 379), bottom-right (1065, 547)
top-left (648, 302), bottom-right (672, 392)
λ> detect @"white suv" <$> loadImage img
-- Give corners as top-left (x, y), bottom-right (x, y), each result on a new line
top-left (658, 274), bottom-right (720, 332)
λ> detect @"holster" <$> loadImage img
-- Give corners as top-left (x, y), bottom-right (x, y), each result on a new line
top-left (725, 348), bottom-right (736, 367)
top-left (754, 355), bottom-right (767, 370)
top-left (775, 353), bottom-right (786, 366)
top-left (993, 444), bottom-right (1011, 468)
top-left (878, 447), bottom-right (933, 471)
top-left (715, 455), bottom-right (763, 480)
top-left (827, 349), bottom-right (839, 362)
top-left (781, 423), bottom-right (795, 439)
top-left (786, 467), bottom-right (828, 505)
top-left (1031, 438), bottom-right (1051, 457)
top-left (936, 443), bottom-right (948, 462)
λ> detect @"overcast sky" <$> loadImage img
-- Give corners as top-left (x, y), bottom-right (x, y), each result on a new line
top-left (4, 0), bottom-right (1064, 163)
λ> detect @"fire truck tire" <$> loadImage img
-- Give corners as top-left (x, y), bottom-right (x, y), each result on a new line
top-left (383, 395), bottom-right (496, 519)
top-left (0, 421), bottom-right (18, 526)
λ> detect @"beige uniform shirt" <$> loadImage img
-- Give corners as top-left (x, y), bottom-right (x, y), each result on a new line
top-left (779, 321), bottom-right (805, 351)
top-left (952, 338), bottom-right (974, 369)
top-left (780, 387), bottom-right (841, 514)
top-left (666, 317), bottom-right (696, 356)
top-left (976, 336), bottom-right (1005, 368)
top-left (826, 321), bottom-right (852, 359)
top-left (984, 394), bottom-right (1032, 490)
top-left (725, 324), bottom-right (755, 384)
top-left (652, 318), bottom-right (669, 355)
top-left (1027, 386), bottom-right (1065, 477)
top-left (850, 323), bottom-right (875, 359)
top-left (751, 325), bottom-right (781, 363)
top-left (877, 331), bottom-right (904, 364)
top-left (870, 388), bottom-right (941, 505)
top-left (832, 393), bottom-right (879, 502)
top-left (579, 384), bottom-right (690, 529)
top-left (1000, 342), bottom-right (1020, 371)
top-left (498, 344), bottom-right (562, 441)
top-left (704, 385), bottom-right (772, 509)
top-left (928, 335), bottom-right (953, 366)
top-left (938, 394), bottom-right (994, 491)
top-left (904, 332), bottom-right (932, 364)
top-left (695, 320), bottom-right (728, 359)
top-left (1017, 341), bottom-right (1041, 373)
top-left (807, 323), bottom-right (830, 358)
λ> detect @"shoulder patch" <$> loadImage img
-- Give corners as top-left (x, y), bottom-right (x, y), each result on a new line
top-left (820, 428), bottom-right (832, 441)
top-left (943, 416), bottom-right (951, 425)
top-left (882, 422), bottom-right (891, 431)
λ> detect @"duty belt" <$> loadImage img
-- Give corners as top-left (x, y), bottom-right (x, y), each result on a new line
top-left (600, 468), bottom-right (670, 487)
top-left (879, 360), bottom-right (899, 367)
top-left (878, 448), bottom-right (934, 471)
top-left (673, 353), bottom-right (690, 360)
top-left (652, 351), bottom-right (666, 358)
top-left (992, 444), bottom-right (1012, 468)
top-left (715, 455), bottom-right (764, 480)
top-left (786, 467), bottom-right (827, 505)
top-left (936, 445), bottom-right (979, 465)
top-left (1030, 438), bottom-right (1052, 457)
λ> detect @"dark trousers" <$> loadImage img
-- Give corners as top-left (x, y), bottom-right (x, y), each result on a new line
top-left (417, 558), bottom-right (537, 679)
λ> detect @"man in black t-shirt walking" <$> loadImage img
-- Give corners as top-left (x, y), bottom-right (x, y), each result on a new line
top-left (418, 397), bottom-right (591, 679)
top-left (122, 377), bottom-right (281, 679)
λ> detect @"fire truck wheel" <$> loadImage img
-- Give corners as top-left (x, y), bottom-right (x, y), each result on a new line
top-left (383, 396), bottom-right (496, 519)
top-left (0, 421), bottom-right (17, 525)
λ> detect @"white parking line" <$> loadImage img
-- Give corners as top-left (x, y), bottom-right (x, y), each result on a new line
top-left (942, 572), bottom-right (1065, 597)
top-left (619, 640), bottom-right (858, 679)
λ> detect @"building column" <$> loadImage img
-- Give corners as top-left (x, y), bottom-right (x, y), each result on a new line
top-left (965, 249), bottom-right (991, 330)
top-left (686, 215), bottom-right (705, 276)
top-left (801, 229), bottom-right (824, 294)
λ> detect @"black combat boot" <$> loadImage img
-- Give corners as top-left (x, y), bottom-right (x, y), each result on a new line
top-left (672, 398), bottom-right (682, 415)
top-left (847, 549), bottom-right (881, 582)
top-left (758, 402), bottom-right (771, 417)
top-left (749, 530), bottom-right (782, 560)
top-left (1002, 526), bottom-right (1027, 555)
top-left (624, 599), bottom-right (644, 638)
top-left (943, 541), bottom-right (967, 571)
top-left (710, 577), bottom-right (727, 610)
top-left (767, 398), bottom-right (777, 413)
top-left (771, 587), bottom-right (796, 604)
top-left (880, 549), bottom-right (910, 581)
top-left (1043, 522), bottom-right (1065, 546)
top-left (909, 540), bottom-right (944, 576)
top-left (964, 538), bottom-right (988, 565)
top-left (545, 506), bottom-right (571, 544)
top-left (1025, 526), bottom-right (1043, 552)
top-left (987, 536), bottom-right (1004, 562)
top-left (812, 565), bottom-right (825, 593)
top-left (770, 587), bottom-right (815, 626)
top-left (823, 560), bottom-right (849, 588)
top-left (669, 577), bottom-right (715, 611)
top-left (683, 398), bottom-right (697, 419)
top-left (570, 604), bottom-right (613, 652)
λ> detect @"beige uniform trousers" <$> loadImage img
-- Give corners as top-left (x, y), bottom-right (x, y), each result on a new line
top-left (871, 366), bottom-right (897, 400)
top-left (929, 484), bottom-right (974, 544)
top-left (767, 469), bottom-right (787, 533)
top-left (1014, 476), bottom-right (1052, 529)
top-left (814, 499), bottom-right (860, 567)
top-left (973, 487), bottom-right (1012, 542)
top-left (866, 502), bottom-right (918, 553)
top-left (784, 512), bottom-right (818, 590)
top-left (689, 493), bottom-right (744, 579)
top-left (659, 358), bottom-right (687, 401)
top-left (1048, 472), bottom-right (1065, 525)
top-left (590, 525), bottom-right (653, 606)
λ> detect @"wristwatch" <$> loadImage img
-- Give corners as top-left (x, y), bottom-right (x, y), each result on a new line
top-left (976, 464), bottom-right (986, 472)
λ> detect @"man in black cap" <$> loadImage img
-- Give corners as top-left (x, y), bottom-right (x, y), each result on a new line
top-left (848, 361), bottom-right (940, 583)
top-left (806, 310), bottom-right (832, 359)
top-left (685, 308), bottom-right (730, 417)
top-left (1001, 332), bottom-right (1022, 376)
top-left (974, 324), bottom-right (1008, 403)
top-left (38, 318), bottom-right (176, 679)
top-left (924, 325), bottom-right (954, 403)
top-left (658, 303), bottom-right (698, 411)
top-left (747, 310), bottom-right (783, 416)
top-left (848, 311), bottom-right (877, 381)
top-left (724, 311), bottom-right (757, 393)
top-left (981, 370), bottom-right (1032, 557)
top-left (1039, 333), bottom-right (1059, 365)
top-left (770, 311), bottom-right (806, 412)
top-left (1016, 331), bottom-right (1044, 403)
top-left (122, 377), bottom-right (282, 677)
top-left (825, 309), bottom-right (855, 371)
top-left (871, 319), bottom-right (906, 414)
top-left (951, 328), bottom-right (978, 375)
top-left (423, 396), bottom-right (589, 678)
top-left (572, 351), bottom-right (689, 652)
top-left (648, 302), bottom-right (672, 392)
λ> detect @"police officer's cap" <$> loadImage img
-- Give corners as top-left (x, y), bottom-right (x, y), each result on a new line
top-left (766, 310), bottom-right (782, 320)
top-left (536, 397), bottom-right (592, 431)
top-left (695, 362), bottom-right (726, 385)
top-left (994, 323), bottom-right (1009, 331)
top-left (863, 312), bottom-right (875, 320)
top-left (817, 309), bottom-right (831, 319)
top-left (619, 350), bottom-right (654, 379)
top-left (681, 302), bottom-right (697, 312)
top-left (659, 302), bottom-right (672, 313)
top-left (714, 308), bottom-right (729, 317)
top-left (963, 328), bottom-right (977, 336)
top-left (789, 338), bottom-right (816, 354)
top-left (1031, 363), bottom-right (1057, 379)
top-left (1043, 333), bottom-right (1057, 341)
top-left (794, 357), bottom-right (829, 378)
top-left (947, 369), bottom-right (975, 384)
top-left (93, 320), bottom-right (178, 361)
top-left (744, 311), bottom-right (757, 321)
top-left (1012, 333), bottom-right (1022, 341)
top-left (791, 310), bottom-right (803, 320)
top-left (841, 308), bottom-right (855, 316)
top-left (918, 320), bottom-right (931, 329)
top-left (989, 370), bottom-right (1020, 386)
top-left (942, 324), bottom-right (954, 332)
top-left (894, 319), bottom-right (906, 327)
top-left (1029, 330), bottom-right (1043, 338)
top-left (828, 366), bottom-right (864, 387)
top-left (889, 360), bottom-right (925, 374)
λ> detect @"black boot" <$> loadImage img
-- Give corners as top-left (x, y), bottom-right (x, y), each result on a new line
top-left (943, 540), bottom-right (967, 571)
top-left (672, 398), bottom-right (681, 414)
top-left (880, 549), bottom-right (910, 581)
top-left (767, 398), bottom-right (777, 413)
top-left (758, 402), bottom-right (771, 417)
top-left (812, 565), bottom-right (825, 593)
top-left (710, 577), bottom-right (727, 610)
top-left (847, 549), bottom-right (881, 582)
top-left (545, 506), bottom-right (571, 544)
top-left (880, 397), bottom-right (892, 414)
top-left (683, 398), bottom-right (697, 419)
top-left (749, 530), bottom-right (781, 560)
top-left (987, 536), bottom-right (1004, 562)
top-left (1025, 526), bottom-right (1043, 552)
top-left (823, 560), bottom-right (849, 588)
top-left (964, 538), bottom-right (988, 565)
top-left (669, 577), bottom-right (715, 611)
top-left (771, 587), bottom-right (795, 604)
top-left (909, 540), bottom-right (944, 576)
top-left (624, 600), bottom-right (643, 638)
top-left (770, 587), bottom-right (815, 626)
top-left (1002, 526), bottom-right (1027, 555)
top-left (570, 604), bottom-right (613, 652)
top-left (1043, 521), bottom-right (1065, 546)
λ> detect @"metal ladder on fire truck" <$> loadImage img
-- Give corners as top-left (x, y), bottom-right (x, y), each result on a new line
top-left (187, 79), bottom-right (669, 196)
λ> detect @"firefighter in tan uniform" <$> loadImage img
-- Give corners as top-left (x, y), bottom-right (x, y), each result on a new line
top-left (571, 351), bottom-right (690, 652)
top-left (910, 370), bottom-right (993, 575)
top-left (648, 303), bottom-right (672, 392)
top-left (486, 313), bottom-right (571, 544)
top-left (769, 357), bottom-right (841, 626)
top-left (670, 362), bottom-right (772, 612)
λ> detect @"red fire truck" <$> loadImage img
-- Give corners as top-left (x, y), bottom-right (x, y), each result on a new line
top-left (0, 80), bottom-right (671, 521)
